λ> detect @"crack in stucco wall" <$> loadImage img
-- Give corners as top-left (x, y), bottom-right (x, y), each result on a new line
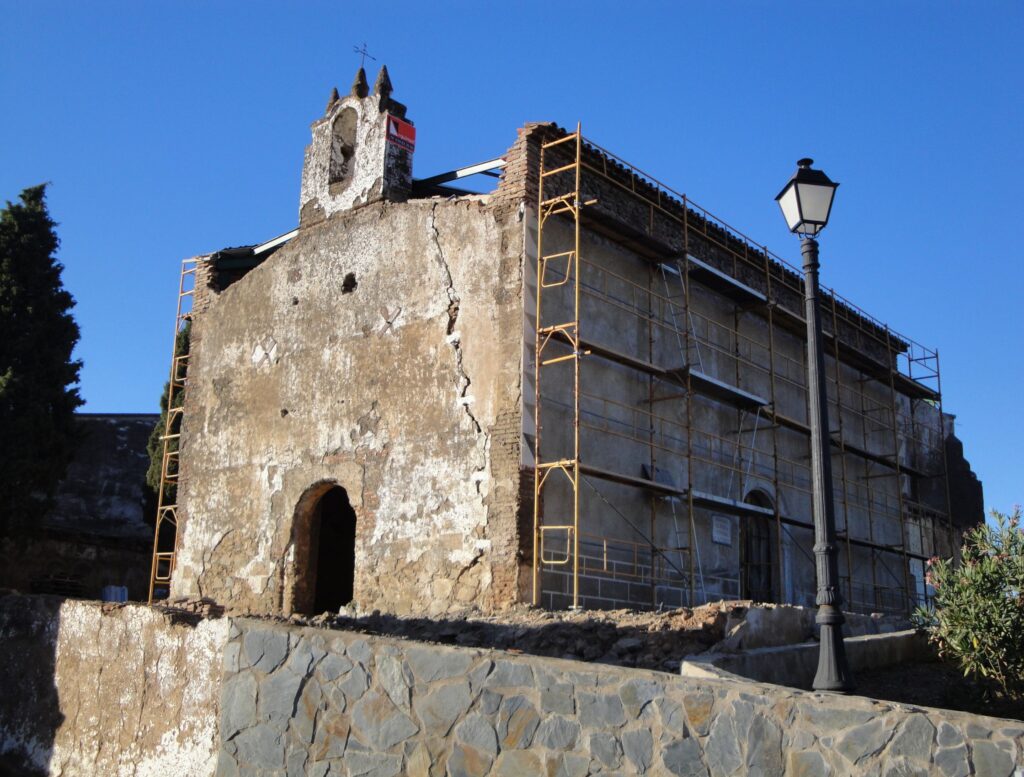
top-left (429, 202), bottom-right (482, 437)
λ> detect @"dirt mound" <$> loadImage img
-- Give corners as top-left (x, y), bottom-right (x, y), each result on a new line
top-left (282, 601), bottom-right (746, 673)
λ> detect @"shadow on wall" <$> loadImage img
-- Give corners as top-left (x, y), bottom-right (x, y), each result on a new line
top-left (0, 594), bottom-right (63, 776)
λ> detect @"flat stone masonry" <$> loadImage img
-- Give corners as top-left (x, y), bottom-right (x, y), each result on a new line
top-left (222, 618), bottom-right (1024, 776)
top-left (2, 597), bottom-right (1021, 776)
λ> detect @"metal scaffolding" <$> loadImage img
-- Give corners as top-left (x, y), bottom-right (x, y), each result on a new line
top-left (530, 126), bottom-right (954, 614)
top-left (147, 258), bottom-right (195, 604)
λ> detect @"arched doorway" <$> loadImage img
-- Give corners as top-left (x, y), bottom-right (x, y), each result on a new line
top-left (291, 484), bottom-right (357, 615)
top-left (741, 490), bottom-right (776, 603)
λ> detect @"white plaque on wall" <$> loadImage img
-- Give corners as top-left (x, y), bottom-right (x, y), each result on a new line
top-left (712, 515), bottom-right (732, 546)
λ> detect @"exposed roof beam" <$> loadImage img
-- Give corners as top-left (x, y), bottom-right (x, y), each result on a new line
top-left (254, 228), bottom-right (298, 256)
top-left (415, 157), bottom-right (506, 187)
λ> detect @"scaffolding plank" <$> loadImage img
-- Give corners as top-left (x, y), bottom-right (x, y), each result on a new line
top-left (690, 490), bottom-right (774, 517)
top-left (684, 255), bottom-right (768, 305)
top-left (684, 369), bottom-right (769, 410)
top-left (579, 463), bottom-right (685, 497)
top-left (576, 336), bottom-right (667, 376)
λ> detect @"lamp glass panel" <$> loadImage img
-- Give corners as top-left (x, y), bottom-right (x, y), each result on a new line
top-left (777, 186), bottom-right (802, 232)
top-left (795, 182), bottom-right (835, 225)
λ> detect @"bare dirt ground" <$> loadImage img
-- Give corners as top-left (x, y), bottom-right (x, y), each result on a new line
top-left (287, 601), bottom-right (741, 673)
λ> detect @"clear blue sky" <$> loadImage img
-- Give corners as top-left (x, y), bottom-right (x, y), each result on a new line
top-left (2, 2), bottom-right (1021, 515)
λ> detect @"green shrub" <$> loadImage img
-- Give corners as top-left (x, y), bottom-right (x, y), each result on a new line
top-left (913, 508), bottom-right (1024, 701)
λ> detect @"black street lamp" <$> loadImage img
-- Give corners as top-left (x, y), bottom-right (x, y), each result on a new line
top-left (776, 158), bottom-right (853, 693)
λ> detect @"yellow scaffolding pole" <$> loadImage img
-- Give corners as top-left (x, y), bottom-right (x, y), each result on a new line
top-left (533, 125), bottom-right (583, 608)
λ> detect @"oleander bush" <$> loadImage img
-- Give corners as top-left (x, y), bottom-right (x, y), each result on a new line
top-left (913, 507), bottom-right (1024, 702)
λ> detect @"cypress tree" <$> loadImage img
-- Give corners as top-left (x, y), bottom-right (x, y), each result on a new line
top-left (0, 184), bottom-right (83, 532)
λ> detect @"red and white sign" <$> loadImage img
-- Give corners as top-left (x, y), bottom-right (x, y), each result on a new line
top-left (387, 115), bottom-right (416, 153)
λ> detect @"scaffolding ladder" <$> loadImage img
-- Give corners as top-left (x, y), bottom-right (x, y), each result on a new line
top-left (532, 125), bottom-right (584, 608)
top-left (147, 258), bottom-right (196, 603)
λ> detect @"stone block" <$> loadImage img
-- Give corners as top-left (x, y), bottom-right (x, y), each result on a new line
top-left (492, 750), bottom-right (542, 776)
top-left (412, 680), bottom-right (472, 736)
top-left (216, 750), bottom-right (240, 777)
top-left (259, 668), bottom-right (304, 726)
top-left (662, 737), bottom-right (709, 777)
top-left (578, 691), bottom-right (626, 729)
top-left (933, 745), bottom-right (970, 777)
top-left (680, 690), bottom-right (714, 736)
top-left (888, 714), bottom-right (935, 763)
top-left (880, 756), bottom-right (931, 777)
top-left (745, 713), bottom-right (783, 775)
top-left (286, 637), bottom-right (327, 676)
top-left (338, 663), bottom-right (370, 702)
top-left (467, 658), bottom-right (493, 692)
top-left (406, 646), bottom-right (474, 683)
top-left (447, 743), bottom-right (494, 777)
top-left (540, 682), bottom-right (575, 715)
top-left (622, 728), bottom-right (654, 772)
top-left (619, 677), bottom-right (661, 717)
top-left (545, 752), bottom-right (590, 777)
top-left (704, 714), bottom-right (743, 775)
top-left (655, 697), bottom-right (688, 739)
top-left (496, 694), bottom-right (540, 749)
top-left (285, 746), bottom-right (308, 777)
top-left (311, 711), bottom-right (350, 761)
top-left (798, 702), bottom-right (875, 733)
top-left (233, 726), bottom-right (285, 769)
top-left (291, 677), bottom-right (323, 745)
top-left (485, 659), bottom-right (534, 689)
top-left (971, 740), bottom-right (1014, 777)
top-left (347, 638), bottom-right (373, 667)
top-left (455, 713), bottom-right (498, 757)
top-left (377, 653), bottom-right (412, 710)
top-left (244, 628), bottom-right (290, 674)
top-left (222, 671), bottom-right (258, 739)
top-left (836, 719), bottom-right (890, 765)
top-left (344, 751), bottom-right (403, 777)
top-left (351, 690), bottom-right (419, 751)
top-left (478, 688), bottom-right (501, 716)
top-left (317, 652), bottom-right (354, 684)
top-left (535, 715), bottom-right (580, 751)
top-left (223, 640), bottom-right (242, 673)
top-left (786, 750), bottom-right (829, 777)
top-left (590, 731), bottom-right (622, 768)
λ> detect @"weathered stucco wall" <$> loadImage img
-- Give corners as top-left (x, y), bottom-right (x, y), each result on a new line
top-left (299, 82), bottom-right (412, 227)
top-left (173, 195), bottom-right (525, 617)
top-left (0, 595), bottom-right (227, 776)
top-left (220, 617), bottom-right (1024, 776)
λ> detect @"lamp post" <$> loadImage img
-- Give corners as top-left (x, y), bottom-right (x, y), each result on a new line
top-left (776, 158), bottom-right (853, 692)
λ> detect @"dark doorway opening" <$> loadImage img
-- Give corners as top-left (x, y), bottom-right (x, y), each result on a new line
top-left (310, 486), bottom-right (356, 614)
top-left (742, 491), bottom-right (775, 603)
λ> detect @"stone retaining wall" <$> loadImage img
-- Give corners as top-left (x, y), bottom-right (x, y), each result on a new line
top-left (2, 597), bottom-right (1021, 776)
top-left (221, 618), bottom-right (1023, 776)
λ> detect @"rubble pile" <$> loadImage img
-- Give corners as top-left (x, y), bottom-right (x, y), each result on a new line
top-left (293, 601), bottom-right (746, 672)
